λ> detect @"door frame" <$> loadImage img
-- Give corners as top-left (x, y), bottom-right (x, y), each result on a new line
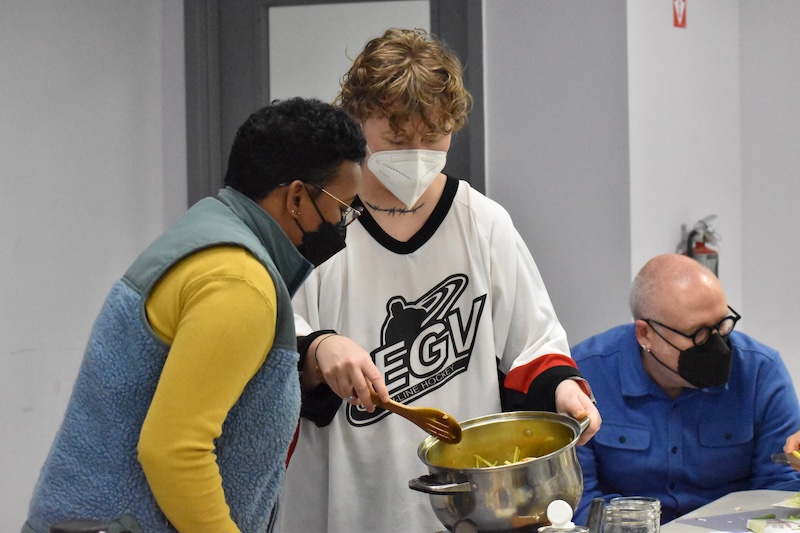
top-left (183, 0), bottom-right (484, 206)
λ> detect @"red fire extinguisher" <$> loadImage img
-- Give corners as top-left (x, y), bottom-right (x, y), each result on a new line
top-left (684, 215), bottom-right (720, 276)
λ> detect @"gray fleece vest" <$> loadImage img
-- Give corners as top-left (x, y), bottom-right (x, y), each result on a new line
top-left (25, 187), bottom-right (311, 533)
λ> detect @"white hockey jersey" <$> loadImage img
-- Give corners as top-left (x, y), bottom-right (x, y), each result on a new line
top-left (277, 178), bottom-right (571, 533)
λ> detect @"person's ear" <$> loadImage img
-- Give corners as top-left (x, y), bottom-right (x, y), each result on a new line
top-left (282, 180), bottom-right (305, 219)
top-left (634, 319), bottom-right (651, 350)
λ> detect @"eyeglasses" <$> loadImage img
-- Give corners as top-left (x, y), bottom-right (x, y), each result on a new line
top-left (306, 183), bottom-right (363, 228)
top-left (644, 305), bottom-right (741, 346)
top-left (279, 181), bottom-right (363, 228)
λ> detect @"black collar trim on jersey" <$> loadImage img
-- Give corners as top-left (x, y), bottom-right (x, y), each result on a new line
top-left (353, 175), bottom-right (459, 255)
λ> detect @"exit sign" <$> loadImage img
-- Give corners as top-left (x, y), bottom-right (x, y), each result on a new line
top-left (674, 0), bottom-right (686, 28)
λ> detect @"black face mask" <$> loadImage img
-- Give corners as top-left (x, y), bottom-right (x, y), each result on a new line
top-left (293, 195), bottom-right (347, 267)
top-left (647, 332), bottom-right (733, 388)
top-left (296, 219), bottom-right (346, 267)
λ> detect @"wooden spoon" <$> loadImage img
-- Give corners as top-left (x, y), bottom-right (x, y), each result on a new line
top-left (369, 391), bottom-right (462, 444)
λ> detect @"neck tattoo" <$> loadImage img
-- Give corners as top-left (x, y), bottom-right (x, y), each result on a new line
top-left (364, 200), bottom-right (424, 215)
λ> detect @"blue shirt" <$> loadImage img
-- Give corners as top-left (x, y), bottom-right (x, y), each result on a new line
top-left (572, 324), bottom-right (800, 525)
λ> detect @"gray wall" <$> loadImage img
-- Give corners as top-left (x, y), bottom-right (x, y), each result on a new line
top-left (740, 1), bottom-right (800, 382)
top-left (484, 1), bottom-right (633, 344)
top-left (627, 0), bottom-right (743, 308)
top-left (0, 0), bottom-right (186, 524)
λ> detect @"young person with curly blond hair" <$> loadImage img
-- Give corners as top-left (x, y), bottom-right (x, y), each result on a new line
top-left (277, 29), bottom-right (601, 533)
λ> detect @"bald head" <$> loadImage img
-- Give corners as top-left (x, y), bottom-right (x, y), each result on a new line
top-left (630, 253), bottom-right (725, 323)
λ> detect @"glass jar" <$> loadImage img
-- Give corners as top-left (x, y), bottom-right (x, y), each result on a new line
top-left (609, 496), bottom-right (661, 516)
top-left (604, 497), bottom-right (661, 533)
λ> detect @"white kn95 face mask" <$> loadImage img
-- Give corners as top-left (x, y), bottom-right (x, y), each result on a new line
top-left (367, 147), bottom-right (447, 209)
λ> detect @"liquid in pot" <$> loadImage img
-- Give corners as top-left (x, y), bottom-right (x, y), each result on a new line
top-left (424, 418), bottom-right (575, 469)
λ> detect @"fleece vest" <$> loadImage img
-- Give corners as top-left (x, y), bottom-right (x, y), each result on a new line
top-left (25, 187), bottom-right (311, 533)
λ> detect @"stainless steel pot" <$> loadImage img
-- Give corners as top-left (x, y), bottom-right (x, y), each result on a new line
top-left (409, 411), bottom-right (589, 532)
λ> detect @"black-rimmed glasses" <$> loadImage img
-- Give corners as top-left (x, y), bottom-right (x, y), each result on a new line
top-left (644, 305), bottom-right (741, 346)
top-left (306, 183), bottom-right (363, 228)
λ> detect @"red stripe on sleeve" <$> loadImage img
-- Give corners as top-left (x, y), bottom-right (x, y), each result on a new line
top-left (503, 353), bottom-right (578, 393)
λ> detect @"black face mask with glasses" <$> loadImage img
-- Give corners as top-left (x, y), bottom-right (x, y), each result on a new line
top-left (644, 306), bottom-right (741, 388)
top-left (293, 183), bottom-right (362, 267)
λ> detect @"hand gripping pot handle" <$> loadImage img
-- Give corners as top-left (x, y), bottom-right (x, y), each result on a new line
top-left (577, 414), bottom-right (590, 435)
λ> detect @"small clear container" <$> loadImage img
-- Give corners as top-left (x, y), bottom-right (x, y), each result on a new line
top-left (604, 497), bottom-right (661, 533)
top-left (609, 496), bottom-right (661, 514)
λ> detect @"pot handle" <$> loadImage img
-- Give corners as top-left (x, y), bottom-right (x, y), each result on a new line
top-left (408, 473), bottom-right (471, 494)
top-left (577, 414), bottom-right (591, 435)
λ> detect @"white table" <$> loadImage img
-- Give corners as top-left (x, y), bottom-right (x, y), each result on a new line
top-left (660, 489), bottom-right (797, 532)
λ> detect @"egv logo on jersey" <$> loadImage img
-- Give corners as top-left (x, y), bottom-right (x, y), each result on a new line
top-left (347, 274), bottom-right (486, 427)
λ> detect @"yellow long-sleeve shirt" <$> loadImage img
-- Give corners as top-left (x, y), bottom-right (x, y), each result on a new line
top-left (137, 245), bottom-right (277, 532)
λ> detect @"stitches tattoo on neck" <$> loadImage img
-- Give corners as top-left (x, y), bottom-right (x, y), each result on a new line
top-left (365, 201), bottom-right (424, 215)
